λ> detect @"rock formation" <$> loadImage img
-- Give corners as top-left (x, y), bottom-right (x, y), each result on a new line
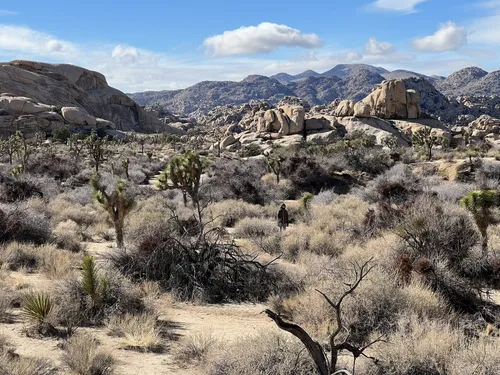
top-left (0, 60), bottom-right (184, 138)
top-left (352, 79), bottom-right (421, 120)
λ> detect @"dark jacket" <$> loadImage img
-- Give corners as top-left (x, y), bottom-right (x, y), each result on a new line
top-left (278, 208), bottom-right (289, 226)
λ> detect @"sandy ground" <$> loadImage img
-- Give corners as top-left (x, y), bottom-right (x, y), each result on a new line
top-left (0, 237), bottom-right (277, 374)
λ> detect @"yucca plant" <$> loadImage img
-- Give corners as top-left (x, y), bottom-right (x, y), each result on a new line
top-left (22, 293), bottom-right (54, 334)
top-left (460, 190), bottom-right (498, 256)
top-left (82, 256), bottom-right (109, 312)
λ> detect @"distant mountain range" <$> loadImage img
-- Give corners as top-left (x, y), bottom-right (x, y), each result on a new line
top-left (128, 64), bottom-right (500, 119)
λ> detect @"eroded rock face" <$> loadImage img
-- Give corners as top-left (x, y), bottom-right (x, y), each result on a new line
top-left (335, 100), bottom-right (355, 117)
top-left (0, 60), bottom-right (182, 135)
top-left (279, 105), bottom-right (305, 134)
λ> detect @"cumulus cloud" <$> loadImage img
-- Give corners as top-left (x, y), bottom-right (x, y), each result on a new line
top-left (0, 25), bottom-right (76, 56)
top-left (370, 0), bottom-right (426, 13)
top-left (412, 22), bottom-right (467, 52)
top-left (365, 37), bottom-right (395, 55)
top-left (112, 44), bottom-right (140, 64)
top-left (203, 22), bottom-right (322, 57)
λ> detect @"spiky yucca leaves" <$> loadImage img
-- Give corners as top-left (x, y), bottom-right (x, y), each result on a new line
top-left (90, 174), bottom-right (136, 248)
top-left (22, 293), bottom-right (54, 334)
top-left (460, 190), bottom-right (498, 256)
top-left (82, 256), bottom-right (110, 311)
top-left (156, 150), bottom-right (207, 208)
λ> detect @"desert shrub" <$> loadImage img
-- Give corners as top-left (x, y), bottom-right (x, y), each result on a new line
top-left (54, 261), bottom-right (144, 328)
top-left (394, 197), bottom-right (479, 268)
top-left (312, 189), bottom-right (337, 205)
top-left (62, 333), bottom-right (115, 375)
top-left (0, 203), bottom-right (51, 244)
top-left (22, 292), bottom-right (55, 335)
top-left (362, 163), bottom-right (421, 206)
top-left (106, 312), bottom-right (163, 352)
top-left (206, 331), bottom-right (315, 375)
top-left (0, 242), bottom-right (76, 277)
top-left (0, 289), bottom-right (12, 323)
top-left (48, 196), bottom-right (101, 227)
top-left (110, 219), bottom-right (299, 302)
top-left (53, 220), bottom-right (84, 252)
top-left (0, 347), bottom-right (55, 375)
top-left (205, 200), bottom-right (262, 227)
top-left (174, 331), bottom-right (219, 364)
top-left (372, 316), bottom-right (463, 375)
top-left (0, 174), bottom-right (43, 202)
top-left (234, 217), bottom-right (275, 238)
top-left (428, 182), bottom-right (477, 202)
top-left (27, 152), bottom-right (80, 181)
top-left (281, 153), bottom-right (351, 196)
top-left (203, 158), bottom-right (269, 204)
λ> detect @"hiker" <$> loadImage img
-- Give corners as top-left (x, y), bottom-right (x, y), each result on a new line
top-left (278, 204), bottom-right (289, 232)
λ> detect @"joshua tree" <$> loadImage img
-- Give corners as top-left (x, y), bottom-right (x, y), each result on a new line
top-left (412, 127), bottom-right (439, 161)
top-left (121, 158), bottom-right (130, 180)
top-left (85, 130), bottom-right (109, 172)
top-left (0, 134), bottom-right (18, 164)
top-left (266, 153), bottom-right (284, 184)
top-left (157, 150), bottom-right (206, 214)
top-left (460, 190), bottom-right (498, 256)
top-left (90, 174), bottom-right (136, 249)
top-left (9, 131), bottom-right (33, 173)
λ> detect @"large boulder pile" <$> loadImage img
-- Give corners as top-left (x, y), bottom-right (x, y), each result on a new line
top-left (351, 79), bottom-right (421, 119)
top-left (0, 60), bottom-right (185, 138)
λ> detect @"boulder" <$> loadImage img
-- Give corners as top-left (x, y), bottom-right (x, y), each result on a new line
top-left (61, 106), bottom-right (97, 126)
top-left (406, 89), bottom-right (421, 119)
top-left (392, 119), bottom-right (451, 142)
top-left (336, 116), bottom-right (411, 146)
top-left (0, 95), bottom-right (53, 115)
top-left (96, 118), bottom-right (116, 130)
top-left (0, 60), bottom-right (178, 133)
top-left (305, 117), bottom-right (330, 131)
top-left (353, 102), bottom-right (371, 118)
top-left (335, 100), bottom-right (355, 117)
top-left (469, 115), bottom-right (500, 134)
top-left (279, 105), bottom-right (305, 135)
top-left (306, 130), bottom-right (338, 145)
top-left (355, 79), bottom-right (421, 120)
top-left (220, 135), bottom-right (237, 149)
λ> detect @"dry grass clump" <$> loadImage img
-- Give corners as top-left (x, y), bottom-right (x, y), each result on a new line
top-left (206, 199), bottom-right (262, 227)
top-left (0, 334), bottom-right (54, 375)
top-left (0, 288), bottom-right (12, 322)
top-left (48, 197), bottom-right (98, 228)
top-left (62, 333), bottom-right (115, 375)
top-left (234, 217), bottom-right (276, 239)
top-left (106, 312), bottom-right (164, 352)
top-left (0, 203), bottom-right (52, 245)
top-left (0, 242), bottom-right (78, 278)
top-left (371, 316), bottom-right (463, 375)
top-left (174, 331), bottom-right (219, 364)
top-left (205, 331), bottom-right (315, 375)
top-left (53, 220), bottom-right (85, 252)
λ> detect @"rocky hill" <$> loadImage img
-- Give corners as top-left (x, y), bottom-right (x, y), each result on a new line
top-left (0, 60), bottom-right (183, 138)
top-left (128, 63), bottom-right (500, 123)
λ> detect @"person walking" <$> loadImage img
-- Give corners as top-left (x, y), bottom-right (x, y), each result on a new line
top-left (278, 204), bottom-right (289, 232)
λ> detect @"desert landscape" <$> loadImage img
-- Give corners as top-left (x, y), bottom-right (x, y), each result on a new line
top-left (2, 1), bottom-right (500, 374)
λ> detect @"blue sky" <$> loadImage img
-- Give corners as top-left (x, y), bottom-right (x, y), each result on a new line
top-left (0, 0), bottom-right (498, 92)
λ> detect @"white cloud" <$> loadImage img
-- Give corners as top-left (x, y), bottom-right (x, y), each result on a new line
top-left (112, 44), bottom-right (140, 64)
top-left (370, 0), bottom-right (426, 13)
top-left (0, 25), bottom-right (77, 56)
top-left (412, 22), bottom-right (467, 52)
top-left (0, 10), bottom-right (17, 16)
top-left (203, 22), bottom-right (322, 57)
top-left (365, 37), bottom-right (395, 55)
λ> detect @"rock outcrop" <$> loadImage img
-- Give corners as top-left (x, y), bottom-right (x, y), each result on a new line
top-left (353, 79), bottom-right (421, 120)
top-left (0, 60), bottom-right (184, 138)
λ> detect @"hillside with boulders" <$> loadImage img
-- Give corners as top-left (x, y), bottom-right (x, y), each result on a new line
top-left (0, 60), bottom-right (184, 139)
top-left (129, 64), bottom-right (500, 123)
